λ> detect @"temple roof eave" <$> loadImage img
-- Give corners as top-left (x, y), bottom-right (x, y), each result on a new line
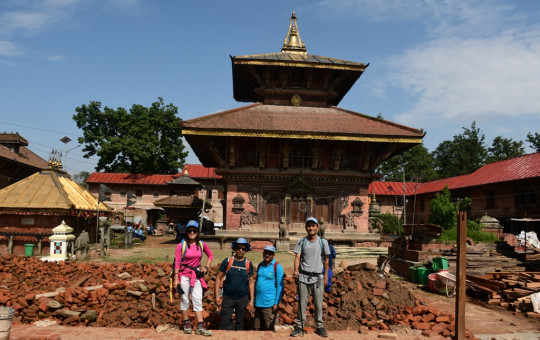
top-left (183, 128), bottom-right (424, 144)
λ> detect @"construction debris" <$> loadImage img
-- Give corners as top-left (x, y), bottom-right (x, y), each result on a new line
top-left (0, 254), bottom-right (478, 338)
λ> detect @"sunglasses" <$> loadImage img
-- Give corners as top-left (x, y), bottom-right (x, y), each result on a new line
top-left (263, 251), bottom-right (274, 256)
top-left (236, 247), bottom-right (248, 251)
top-left (186, 229), bottom-right (198, 234)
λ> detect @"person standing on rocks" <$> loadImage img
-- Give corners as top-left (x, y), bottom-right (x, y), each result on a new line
top-left (253, 245), bottom-right (285, 331)
top-left (173, 220), bottom-right (214, 336)
top-left (291, 217), bottom-right (330, 338)
top-left (214, 237), bottom-right (255, 331)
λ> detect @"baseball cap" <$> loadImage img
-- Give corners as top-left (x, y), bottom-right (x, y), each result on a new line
top-left (305, 217), bottom-right (319, 225)
top-left (263, 245), bottom-right (276, 253)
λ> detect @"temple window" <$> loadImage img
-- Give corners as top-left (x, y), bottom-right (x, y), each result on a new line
top-left (351, 197), bottom-right (364, 216)
top-left (232, 194), bottom-right (245, 214)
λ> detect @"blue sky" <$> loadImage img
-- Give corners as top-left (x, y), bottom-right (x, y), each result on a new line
top-left (1, 0), bottom-right (539, 176)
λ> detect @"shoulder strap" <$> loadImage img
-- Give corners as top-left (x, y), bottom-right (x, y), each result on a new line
top-left (199, 240), bottom-right (204, 257)
top-left (180, 239), bottom-right (187, 262)
top-left (226, 256), bottom-right (234, 272)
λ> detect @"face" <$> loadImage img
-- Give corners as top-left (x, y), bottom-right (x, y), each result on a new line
top-left (305, 222), bottom-right (319, 236)
top-left (186, 228), bottom-right (198, 239)
top-left (263, 250), bottom-right (275, 261)
top-left (234, 245), bottom-right (248, 256)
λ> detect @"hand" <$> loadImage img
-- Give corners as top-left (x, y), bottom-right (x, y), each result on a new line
top-left (324, 274), bottom-right (329, 287)
top-left (247, 301), bottom-right (254, 313)
top-left (293, 270), bottom-right (299, 279)
top-left (215, 296), bottom-right (222, 307)
top-left (201, 266), bottom-right (208, 274)
top-left (272, 304), bottom-right (278, 313)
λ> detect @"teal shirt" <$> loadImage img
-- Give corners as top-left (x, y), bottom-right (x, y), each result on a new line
top-left (255, 259), bottom-right (285, 308)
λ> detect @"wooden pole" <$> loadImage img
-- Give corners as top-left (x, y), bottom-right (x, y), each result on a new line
top-left (455, 211), bottom-right (467, 339)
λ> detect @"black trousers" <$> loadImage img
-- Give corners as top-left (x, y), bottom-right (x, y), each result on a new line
top-left (219, 295), bottom-right (249, 330)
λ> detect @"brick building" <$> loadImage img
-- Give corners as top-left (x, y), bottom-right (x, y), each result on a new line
top-left (0, 133), bottom-right (47, 190)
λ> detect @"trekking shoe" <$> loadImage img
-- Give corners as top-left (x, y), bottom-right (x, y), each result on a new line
top-left (183, 319), bottom-right (192, 334)
top-left (290, 327), bottom-right (304, 337)
top-left (315, 327), bottom-right (328, 338)
top-left (195, 322), bottom-right (212, 336)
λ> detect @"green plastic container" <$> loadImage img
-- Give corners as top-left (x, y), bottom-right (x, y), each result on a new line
top-left (408, 266), bottom-right (417, 283)
top-left (24, 244), bottom-right (35, 256)
top-left (417, 267), bottom-right (432, 285)
top-left (432, 257), bottom-right (449, 271)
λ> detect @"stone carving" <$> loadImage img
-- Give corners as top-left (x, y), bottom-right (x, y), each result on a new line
top-left (339, 196), bottom-right (349, 212)
top-left (278, 216), bottom-right (289, 239)
top-left (248, 193), bottom-right (258, 211)
top-left (74, 230), bottom-right (90, 260)
top-left (344, 212), bottom-right (356, 231)
top-left (240, 210), bottom-right (255, 230)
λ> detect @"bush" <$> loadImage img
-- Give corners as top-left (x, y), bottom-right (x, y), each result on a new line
top-left (374, 213), bottom-right (403, 235)
top-left (438, 223), bottom-right (498, 243)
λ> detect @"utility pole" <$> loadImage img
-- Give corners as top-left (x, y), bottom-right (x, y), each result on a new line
top-left (401, 162), bottom-right (408, 225)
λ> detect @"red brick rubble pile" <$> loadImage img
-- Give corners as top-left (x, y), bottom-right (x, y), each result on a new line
top-left (0, 254), bottom-right (477, 338)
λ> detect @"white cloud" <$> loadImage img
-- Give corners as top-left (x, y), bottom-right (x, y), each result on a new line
top-left (0, 40), bottom-right (21, 56)
top-left (47, 54), bottom-right (65, 62)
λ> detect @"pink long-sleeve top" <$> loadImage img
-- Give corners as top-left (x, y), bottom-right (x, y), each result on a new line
top-left (174, 241), bottom-right (214, 289)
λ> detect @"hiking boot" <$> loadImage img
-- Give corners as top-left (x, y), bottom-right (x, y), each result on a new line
top-left (183, 319), bottom-right (192, 334)
top-left (290, 327), bottom-right (304, 337)
top-left (315, 327), bottom-right (328, 338)
top-left (195, 322), bottom-right (212, 336)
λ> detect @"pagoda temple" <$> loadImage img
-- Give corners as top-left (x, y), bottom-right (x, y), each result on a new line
top-left (183, 12), bottom-right (425, 236)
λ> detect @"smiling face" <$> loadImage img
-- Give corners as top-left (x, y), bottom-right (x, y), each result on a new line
top-left (186, 227), bottom-right (198, 240)
top-left (262, 250), bottom-right (275, 262)
top-left (305, 221), bottom-right (319, 236)
top-left (234, 245), bottom-right (248, 258)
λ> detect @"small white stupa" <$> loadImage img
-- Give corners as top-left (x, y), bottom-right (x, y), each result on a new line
top-left (41, 220), bottom-right (76, 262)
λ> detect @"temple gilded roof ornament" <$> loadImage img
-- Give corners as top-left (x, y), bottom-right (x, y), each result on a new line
top-left (281, 11), bottom-right (307, 55)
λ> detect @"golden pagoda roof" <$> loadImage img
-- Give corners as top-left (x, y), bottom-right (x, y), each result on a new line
top-left (0, 169), bottom-right (113, 212)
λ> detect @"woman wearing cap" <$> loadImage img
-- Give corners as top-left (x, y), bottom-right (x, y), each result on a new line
top-left (254, 245), bottom-right (285, 331)
top-left (214, 237), bottom-right (254, 331)
top-left (173, 220), bottom-right (214, 336)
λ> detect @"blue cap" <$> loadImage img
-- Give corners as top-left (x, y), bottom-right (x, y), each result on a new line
top-left (305, 217), bottom-right (319, 225)
top-left (231, 237), bottom-right (251, 251)
top-left (263, 245), bottom-right (276, 253)
top-left (186, 220), bottom-right (199, 229)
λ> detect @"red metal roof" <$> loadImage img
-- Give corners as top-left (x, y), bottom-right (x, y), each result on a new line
top-left (86, 164), bottom-right (221, 185)
top-left (415, 152), bottom-right (540, 194)
top-left (369, 182), bottom-right (419, 196)
top-left (182, 164), bottom-right (221, 179)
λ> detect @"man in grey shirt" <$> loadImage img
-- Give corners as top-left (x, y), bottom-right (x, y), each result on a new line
top-left (291, 217), bottom-right (330, 338)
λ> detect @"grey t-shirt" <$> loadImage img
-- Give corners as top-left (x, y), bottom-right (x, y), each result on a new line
top-left (294, 236), bottom-right (330, 284)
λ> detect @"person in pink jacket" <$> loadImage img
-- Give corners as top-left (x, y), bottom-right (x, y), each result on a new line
top-left (173, 220), bottom-right (214, 336)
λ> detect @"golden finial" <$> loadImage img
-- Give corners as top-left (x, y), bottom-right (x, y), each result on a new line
top-left (281, 11), bottom-right (307, 54)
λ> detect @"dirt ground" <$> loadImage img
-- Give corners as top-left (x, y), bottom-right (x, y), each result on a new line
top-left (48, 235), bottom-right (540, 338)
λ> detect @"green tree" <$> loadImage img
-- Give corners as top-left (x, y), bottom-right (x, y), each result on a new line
top-left (428, 186), bottom-right (472, 231)
top-left (487, 136), bottom-right (525, 163)
top-left (433, 121), bottom-right (487, 178)
top-left (73, 98), bottom-right (187, 174)
top-left (527, 132), bottom-right (540, 152)
top-left (377, 143), bottom-right (438, 182)
top-left (72, 171), bottom-right (90, 189)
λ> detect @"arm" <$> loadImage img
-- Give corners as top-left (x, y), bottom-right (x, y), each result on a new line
top-left (248, 274), bottom-right (255, 312)
top-left (323, 255), bottom-right (329, 287)
top-left (173, 244), bottom-right (182, 287)
top-left (293, 253), bottom-right (301, 279)
top-left (215, 271), bottom-right (224, 306)
top-left (202, 243), bottom-right (214, 273)
top-left (274, 264), bottom-right (285, 312)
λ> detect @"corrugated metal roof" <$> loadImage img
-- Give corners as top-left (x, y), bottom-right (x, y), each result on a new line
top-left (369, 182), bottom-right (419, 196)
top-left (415, 152), bottom-right (540, 194)
top-left (183, 164), bottom-right (221, 179)
top-left (0, 170), bottom-right (112, 211)
top-left (86, 173), bottom-right (174, 185)
top-left (232, 52), bottom-right (367, 68)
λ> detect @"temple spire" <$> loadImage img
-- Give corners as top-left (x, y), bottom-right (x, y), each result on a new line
top-left (281, 11), bottom-right (307, 54)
